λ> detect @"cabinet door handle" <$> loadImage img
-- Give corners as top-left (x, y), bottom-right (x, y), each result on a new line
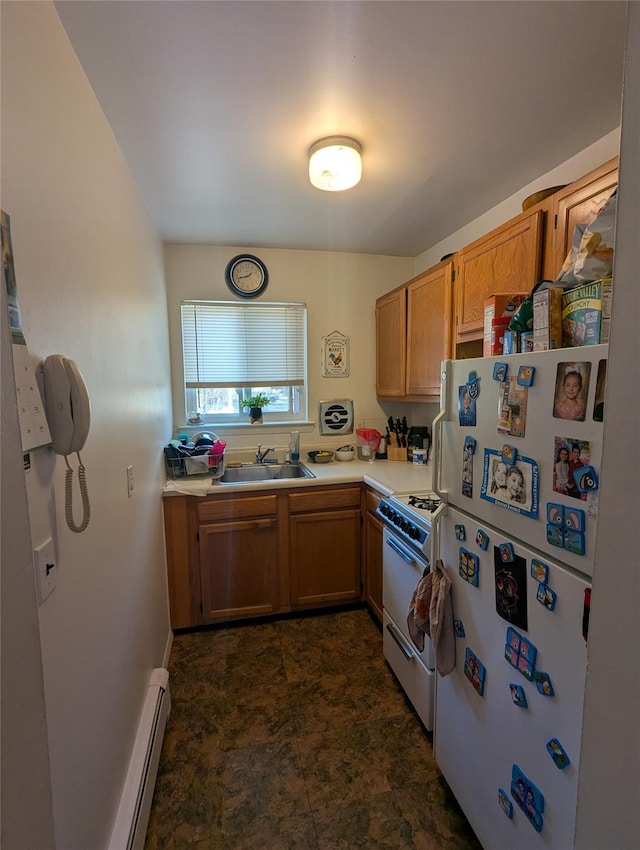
top-left (386, 621), bottom-right (415, 660)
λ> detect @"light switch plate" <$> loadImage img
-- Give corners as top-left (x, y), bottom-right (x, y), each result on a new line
top-left (34, 537), bottom-right (56, 604)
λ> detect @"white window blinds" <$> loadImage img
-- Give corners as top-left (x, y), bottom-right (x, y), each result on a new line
top-left (181, 301), bottom-right (307, 388)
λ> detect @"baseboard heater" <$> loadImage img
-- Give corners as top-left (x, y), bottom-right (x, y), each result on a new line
top-left (109, 668), bottom-right (171, 850)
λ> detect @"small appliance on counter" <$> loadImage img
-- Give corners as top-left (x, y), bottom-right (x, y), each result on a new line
top-left (355, 428), bottom-right (381, 462)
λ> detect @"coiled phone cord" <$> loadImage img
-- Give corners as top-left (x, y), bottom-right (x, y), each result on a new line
top-left (64, 452), bottom-right (91, 533)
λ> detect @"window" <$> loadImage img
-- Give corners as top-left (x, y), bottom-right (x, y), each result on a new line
top-left (181, 301), bottom-right (307, 425)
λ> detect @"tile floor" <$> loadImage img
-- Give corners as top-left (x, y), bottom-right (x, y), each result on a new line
top-left (145, 606), bottom-right (481, 850)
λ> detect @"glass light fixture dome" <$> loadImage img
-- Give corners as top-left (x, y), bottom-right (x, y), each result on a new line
top-left (308, 136), bottom-right (362, 192)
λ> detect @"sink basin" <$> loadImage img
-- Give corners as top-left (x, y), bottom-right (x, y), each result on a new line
top-left (219, 462), bottom-right (315, 484)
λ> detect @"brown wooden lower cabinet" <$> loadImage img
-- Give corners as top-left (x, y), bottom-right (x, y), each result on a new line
top-left (199, 516), bottom-right (280, 622)
top-left (162, 483), bottom-right (369, 628)
top-left (287, 486), bottom-right (362, 610)
top-left (288, 508), bottom-right (361, 608)
top-left (363, 487), bottom-right (383, 624)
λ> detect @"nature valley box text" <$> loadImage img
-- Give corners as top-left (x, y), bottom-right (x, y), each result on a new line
top-left (561, 278), bottom-right (612, 347)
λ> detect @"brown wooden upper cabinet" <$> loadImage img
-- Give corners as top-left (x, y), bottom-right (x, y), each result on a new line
top-left (406, 260), bottom-right (454, 397)
top-left (375, 157), bottom-right (619, 372)
top-left (455, 209), bottom-right (543, 344)
top-left (376, 258), bottom-right (454, 401)
top-left (375, 285), bottom-right (406, 398)
top-left (543, 157), bottom-right (619, 281)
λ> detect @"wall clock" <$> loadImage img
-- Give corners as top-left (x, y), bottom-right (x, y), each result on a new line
top-left (225, 254), bottom-right (269, 299)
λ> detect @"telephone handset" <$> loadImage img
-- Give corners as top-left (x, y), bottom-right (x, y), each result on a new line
top-left (43, 355), bottom-right (91, 533)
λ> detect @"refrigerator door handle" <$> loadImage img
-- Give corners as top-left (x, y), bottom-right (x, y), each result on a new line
top-left (386, 621), bottom-right (415, 660)
top-left (432, 359), bottom-right (450, 501)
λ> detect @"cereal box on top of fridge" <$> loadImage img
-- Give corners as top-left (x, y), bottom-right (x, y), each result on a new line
top-left (483, 294), bottom-right (527, 357)
top-left (561, 278), bottom-right (612, 347)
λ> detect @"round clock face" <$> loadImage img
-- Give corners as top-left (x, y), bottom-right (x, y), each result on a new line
top-left (225, 254), bottom-right (269, 299)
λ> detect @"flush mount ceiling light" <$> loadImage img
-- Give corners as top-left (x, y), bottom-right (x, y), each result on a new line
top-left (308, 136), bottom-right (362, 192)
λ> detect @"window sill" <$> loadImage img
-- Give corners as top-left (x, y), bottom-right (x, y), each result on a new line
top-left (178, 420), bottom-right (316, 438)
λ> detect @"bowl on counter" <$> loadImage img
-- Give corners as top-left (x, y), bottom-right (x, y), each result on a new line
top-left (335, 445), bottom-right (355, 462)
top-left (307, 450), bottom-right (335, 464)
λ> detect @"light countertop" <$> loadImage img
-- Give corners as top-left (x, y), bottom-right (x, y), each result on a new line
top-left (162, 458), bottom-right (434, 498)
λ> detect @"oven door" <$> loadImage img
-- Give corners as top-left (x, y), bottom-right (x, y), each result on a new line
top-left (382, 526), bottom-right (435, 731)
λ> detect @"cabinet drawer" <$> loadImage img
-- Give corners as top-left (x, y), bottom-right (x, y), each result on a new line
top-left (197, 494), bottom-right (278, 523)
top-left (288, 486), bottom-right (361, 513)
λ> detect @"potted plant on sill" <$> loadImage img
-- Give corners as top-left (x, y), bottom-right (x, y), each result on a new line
top-left (240, 394), bottom-right (271, 424)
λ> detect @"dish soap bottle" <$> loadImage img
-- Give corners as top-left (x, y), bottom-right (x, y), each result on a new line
top-left (289, 430), bottom-right (300, 462)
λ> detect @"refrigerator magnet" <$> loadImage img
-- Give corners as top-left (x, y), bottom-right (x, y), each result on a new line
top-left (547, 524), bottom-right (565, 548)
top-left (546, 738), bottom-right (571, 769)
top-left (458, 385), bottom-right (477, 426)
top-left (517, 365), bottom-right (536, 387)
top-left (497, 378), bottom-right (528, 437)
top-left (466, 370), bottom-right (480, 398)
top-left (534, 671), bottom-right (555, 697)
top-left (504, 628), bottom-right (537, 680)
top-left (493, 362), bottom-right (508, 382)
top-left (564, 529), bottom-right (586, 556)
top-left (459, 548), bottom-right (479, 587)
top-left (455, 524), bottom-right (466, 540)
top-left (499, 542), bottom-right (515, 562)
top-left (475, 529), bottom-right (490, 550)
top-left (531, 558), bottom-right (549, 583)
top-left (536, 583), bottom-right (557, 611)
top-left (481, 449), bottom-right (539, 519)
top-left (583, 588), bottom-right (591, 643)
top-left (553, 361), bottom-right (591, 422)
top-left (495, 549), bottom-right (528, 629)
top-left (511, 765), bottom-right (544, 833)
top-left (463, 647), bottom-right (486, 696)
top-left (509, 683), bottom-right (528, 708)
top-left (498, 789), bottom-right (514, 819)
top-left (454, 619), bottom-right (466, 637)
top-left (564, 506), bottom-right (586, 531)
top-left (501, 444), bottom-right (517, 465)
top-left (464, 435), bottom-right (477, 454)
top-left (574, 465), bottom-right (599, 492)
top-left (547, 502), bottom-right (564, 525)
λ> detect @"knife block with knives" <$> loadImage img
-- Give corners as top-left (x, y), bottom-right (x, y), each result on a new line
top-left (387, 446), bottom-right (408, 462)
top-left (386, 416), bottom-right (409, 462)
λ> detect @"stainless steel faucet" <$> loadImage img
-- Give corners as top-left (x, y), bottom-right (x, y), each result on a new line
top-left (255, 444), bottom-right (275, 464)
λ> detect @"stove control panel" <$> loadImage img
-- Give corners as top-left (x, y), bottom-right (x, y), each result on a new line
top-left (376, 499), bottom-right (430, 550)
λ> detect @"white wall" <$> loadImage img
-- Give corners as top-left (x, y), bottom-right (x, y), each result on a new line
top-left (414, 129), bottom-right (621, 274)
top-left (1, 4), bottom-right (173, 849)
top-left (575, 3), bottom-right (640, 846)
top-left (1, 287), bottom-right (55, 848)
top-left (164, 244), bottom-right (417, 452)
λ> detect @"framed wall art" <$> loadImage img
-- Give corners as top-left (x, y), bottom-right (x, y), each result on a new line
top-left (322, 330), bottom-right (350, 377)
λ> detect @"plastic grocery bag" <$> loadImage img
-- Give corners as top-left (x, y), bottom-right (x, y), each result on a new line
top-left (508, 280), bottom-right (549, 332)
top-left (555, 191), bottom-right (616, 287)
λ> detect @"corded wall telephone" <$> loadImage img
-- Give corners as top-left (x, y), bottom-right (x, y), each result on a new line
top-left (43, 355), bottom-right (91, 533)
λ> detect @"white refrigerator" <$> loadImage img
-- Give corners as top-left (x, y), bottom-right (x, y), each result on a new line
top-left (431, 344), bottom-right (606, 850)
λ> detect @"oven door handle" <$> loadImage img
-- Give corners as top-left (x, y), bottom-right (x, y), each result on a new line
top-left (385, 535), bottom-right (421, 566)
top-left (386, 621), bottom-right (415, 660)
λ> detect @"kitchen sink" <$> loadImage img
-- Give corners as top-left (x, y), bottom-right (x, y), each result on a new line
top-left (219, 462), bottom-right (315, 484)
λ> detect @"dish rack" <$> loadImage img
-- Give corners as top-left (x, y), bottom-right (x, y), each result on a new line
top-left (164, 438), bottom-right (226, 479)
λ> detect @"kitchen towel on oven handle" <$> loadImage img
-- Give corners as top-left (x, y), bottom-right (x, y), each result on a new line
top-left (407, 560), bottom-right (455, 676)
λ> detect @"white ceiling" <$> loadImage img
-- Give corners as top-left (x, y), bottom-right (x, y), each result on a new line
top-left (54, 0), bottom-right (627, 257)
